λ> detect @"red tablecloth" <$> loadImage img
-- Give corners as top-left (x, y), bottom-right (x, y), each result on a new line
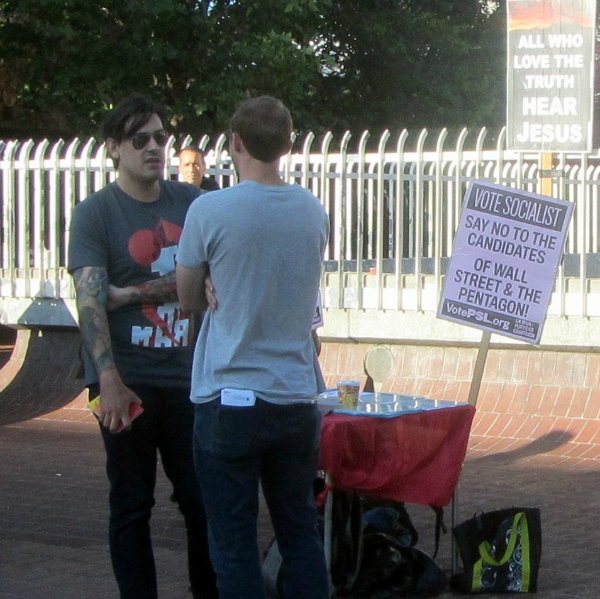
top-left (319, 404), bottom-right (475, 507)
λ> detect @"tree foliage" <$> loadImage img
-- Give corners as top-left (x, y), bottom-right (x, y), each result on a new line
top-left (0, 0), bottom-right (505, 140)
top-left (309, 0), bottom-right (505, 134)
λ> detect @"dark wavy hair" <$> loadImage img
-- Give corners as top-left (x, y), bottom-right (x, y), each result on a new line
top-left (103, 93), bottom-right (168, 168)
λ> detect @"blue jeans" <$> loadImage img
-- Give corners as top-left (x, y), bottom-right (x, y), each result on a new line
top-left (194, 398), bottom-right (329, 599)
top-left (100, 385), bottom-right (217, 599)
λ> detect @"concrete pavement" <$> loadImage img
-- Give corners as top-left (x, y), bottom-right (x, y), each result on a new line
top-left (2, 415), bottom-right (599, 598)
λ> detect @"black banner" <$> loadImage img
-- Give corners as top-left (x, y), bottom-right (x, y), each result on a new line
top-left (506, 0), bottom-right (596, 151)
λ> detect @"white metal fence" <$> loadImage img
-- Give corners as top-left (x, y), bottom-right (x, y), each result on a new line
top-left (1, 127), bottom-right (600, 328)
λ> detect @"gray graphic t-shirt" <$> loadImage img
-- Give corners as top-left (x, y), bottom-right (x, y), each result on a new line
top-left (68, 180), bottom-right (200, 387)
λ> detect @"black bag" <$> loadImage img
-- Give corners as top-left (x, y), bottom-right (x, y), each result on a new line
top-left (331, 492), bottom-right (447, 598)
top-left (330, 491), bottom-right (419, 592)
top-left (348, 533), bottom-right (448, 598)
top-left (452, 507), bottom-right (542, 594)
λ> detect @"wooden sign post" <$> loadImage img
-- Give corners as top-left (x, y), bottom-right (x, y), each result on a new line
top-left (438, 181), bottom-right (573, 407)
top-left (467, 331), bottom-right (491, 407)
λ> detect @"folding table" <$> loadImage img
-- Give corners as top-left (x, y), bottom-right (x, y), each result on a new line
top-left (318, 392), bottom-right (476, 584)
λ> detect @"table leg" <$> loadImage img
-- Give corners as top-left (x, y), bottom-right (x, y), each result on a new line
top-left (451, 483), bottom-right (459, 575)
top-left (323, 473), bottom-right (334, 597)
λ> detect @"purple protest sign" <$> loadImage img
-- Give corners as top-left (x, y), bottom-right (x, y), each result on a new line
top-left (438, 180), bottom-right (573, 344)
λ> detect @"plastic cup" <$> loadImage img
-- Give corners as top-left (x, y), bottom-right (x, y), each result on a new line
top-left (337, 380), bottom-right (360, 409)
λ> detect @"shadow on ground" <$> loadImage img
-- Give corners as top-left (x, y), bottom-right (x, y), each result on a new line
top-left (0, 422), bottom-right (597, 599)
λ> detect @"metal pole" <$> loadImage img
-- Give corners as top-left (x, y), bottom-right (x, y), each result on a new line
top-left (451, 483), bottom-right (460, 575)
top-left (323, 473), bottom-right (334, 597)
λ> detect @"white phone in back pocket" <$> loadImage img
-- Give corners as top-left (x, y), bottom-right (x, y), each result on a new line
top-left (220, 388), bottom-right (256, 407)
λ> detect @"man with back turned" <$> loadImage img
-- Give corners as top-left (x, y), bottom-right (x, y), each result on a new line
top-left (176, 95), bottom-right (330, 599)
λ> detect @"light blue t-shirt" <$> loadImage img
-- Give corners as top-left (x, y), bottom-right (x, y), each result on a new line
top-left (177, 180), bottom-right (329, 404)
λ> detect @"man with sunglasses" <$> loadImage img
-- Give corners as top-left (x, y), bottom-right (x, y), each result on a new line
top-left (68, 94), bottom-right (217, 599)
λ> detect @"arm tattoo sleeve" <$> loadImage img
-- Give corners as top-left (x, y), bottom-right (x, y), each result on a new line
top-left (130, 271), bottom-right (178, 304)
top-left (72, 267), bottom-right (116, 375)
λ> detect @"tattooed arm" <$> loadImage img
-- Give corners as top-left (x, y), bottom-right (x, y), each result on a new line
top-left (72, 266), bottom-right (141, 434)
top-left (107, 270), bottom-right (216, 313)
top-left (107, 271), bottom-right (178, 311)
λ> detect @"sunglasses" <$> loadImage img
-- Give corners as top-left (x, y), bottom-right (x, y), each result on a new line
top-left (126, 130), bottom-right (168, 150)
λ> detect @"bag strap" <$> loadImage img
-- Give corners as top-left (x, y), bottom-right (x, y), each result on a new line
top-left (479, 512), bottom-right (528, 566)
top-left (431, 506), bottom-right (446, 559)
top-left (472, 512), bottom-right (532, 592)
top-left (331, 491), bottom-right (365, 593)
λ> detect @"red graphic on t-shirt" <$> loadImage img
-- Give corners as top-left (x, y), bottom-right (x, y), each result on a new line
top-left (127, 219), bottom-right (189, 348)
top-left (128, 219), bottom-right (182, 266)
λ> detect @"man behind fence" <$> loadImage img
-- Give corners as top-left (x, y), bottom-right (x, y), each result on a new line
top-left (68, 93), bottom-right (217, 599)
top-left (176, 95), bottom-right (330, 599)
top-left (178, 145), bottom-right (220, 192)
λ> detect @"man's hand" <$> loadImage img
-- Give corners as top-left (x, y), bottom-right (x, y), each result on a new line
top-left (73, 266), bottom-right (142, 434)
top-left (98, 372), bottom-right (143, 434)
top-left (205, 275), bottom-right (218, 311)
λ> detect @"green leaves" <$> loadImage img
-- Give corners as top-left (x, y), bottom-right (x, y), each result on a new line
top-left (0, 0), bottom-right (504, 140)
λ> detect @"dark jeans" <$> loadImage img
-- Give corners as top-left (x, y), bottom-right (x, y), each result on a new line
top-left (100, 385), bottom-right (217, 599)
top-left (194, 398), bottom-right (329, 599)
